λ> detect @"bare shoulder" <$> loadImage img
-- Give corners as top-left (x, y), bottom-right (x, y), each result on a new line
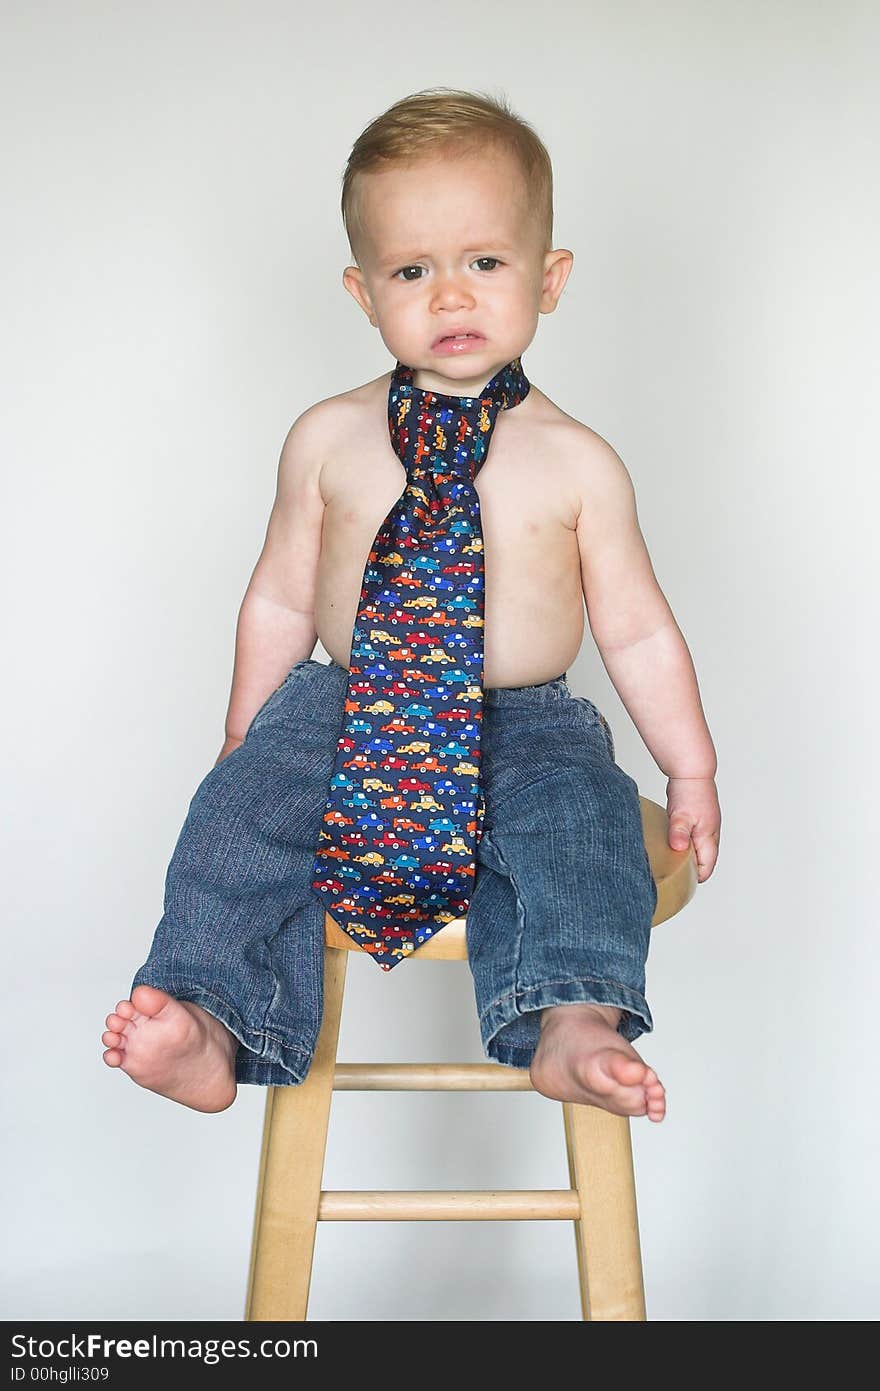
top-left (279, 372), bottom-right (391, 495)
top-left (525, 385), bottom-right (636, 522)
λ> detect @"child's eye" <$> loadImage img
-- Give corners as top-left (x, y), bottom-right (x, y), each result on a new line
top-left (393, 257), bottom-right (503, 281)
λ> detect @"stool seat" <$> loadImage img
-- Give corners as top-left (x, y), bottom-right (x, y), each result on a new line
top-left (324, 795), bottom-right (694, 958)
top-left (245, 795), bottom-right (696, 1321)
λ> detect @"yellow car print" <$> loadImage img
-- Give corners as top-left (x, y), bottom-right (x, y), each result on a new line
top-left (443, 837), bottom-right (470, 855)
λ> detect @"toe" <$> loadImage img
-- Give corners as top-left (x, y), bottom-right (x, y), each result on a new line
top-left (131, 984), bottom-right (174, 1018)
top-left (103, 1048), bottom-right (123, 1066)
top-left (102, 1030), bottom-right (123, 1047)
top-left (610, 1052), bottom-right (649, 1085)
top-left (106, 1013), bottom-right (127, 1032)
top-left (115, 1000), bottom-right (136, 1019)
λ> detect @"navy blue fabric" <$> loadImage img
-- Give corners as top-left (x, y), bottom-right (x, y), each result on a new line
top-left (310, 358), bottom-right (531, 969)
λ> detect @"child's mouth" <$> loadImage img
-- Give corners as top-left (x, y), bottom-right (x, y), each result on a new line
top-left (432, 332), bottom-right (485, 353)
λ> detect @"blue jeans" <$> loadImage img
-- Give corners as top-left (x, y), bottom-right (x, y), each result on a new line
top-left (131, 658), bottom-right (657, 1084)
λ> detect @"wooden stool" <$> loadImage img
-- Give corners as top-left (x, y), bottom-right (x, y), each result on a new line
top-left (245, 796), bottom-right (696, 1322)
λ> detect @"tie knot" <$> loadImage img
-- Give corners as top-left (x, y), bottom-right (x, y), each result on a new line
top-left (388, 357), bottom-right (530, 480)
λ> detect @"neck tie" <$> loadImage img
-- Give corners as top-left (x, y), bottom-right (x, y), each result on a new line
top-left (310, 355), bottom-right (531, 969)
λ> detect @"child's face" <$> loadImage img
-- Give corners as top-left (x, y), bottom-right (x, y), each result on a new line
top-left (343, 146), bottom-right (571, 389)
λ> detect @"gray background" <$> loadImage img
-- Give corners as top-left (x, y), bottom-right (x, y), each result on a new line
top-left (2, 1), bottom-right (876, 1320)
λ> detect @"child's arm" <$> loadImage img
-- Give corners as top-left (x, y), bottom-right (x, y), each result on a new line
top-left (575, 436), bottom-right (720, 881)
top-left (217, 405), bottom-right (329, 759)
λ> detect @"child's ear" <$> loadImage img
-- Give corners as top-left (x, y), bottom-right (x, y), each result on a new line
top-left (342, 265), bottom-right (377, 325)
top-left (540, 248), bottom-right (574, 314)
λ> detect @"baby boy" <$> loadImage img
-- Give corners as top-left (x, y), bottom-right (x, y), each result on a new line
top-left (101, 88), bottom-right (720, 1122)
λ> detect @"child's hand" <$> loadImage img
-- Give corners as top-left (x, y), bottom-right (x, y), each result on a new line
top-left (666, 776), bottom-right (721, 883)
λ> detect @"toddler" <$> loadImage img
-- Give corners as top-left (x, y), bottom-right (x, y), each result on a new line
top-left (101, 88), bottom-right (720, 1122)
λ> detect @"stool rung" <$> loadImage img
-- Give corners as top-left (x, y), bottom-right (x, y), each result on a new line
top-left (318, 1189), bottom-right (580, 1221)
top-left (334, 1062), bottom-right (533, 1091)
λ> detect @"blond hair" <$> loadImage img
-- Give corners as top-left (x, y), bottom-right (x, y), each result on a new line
top-left (341, 87), bottom-right (554, 264)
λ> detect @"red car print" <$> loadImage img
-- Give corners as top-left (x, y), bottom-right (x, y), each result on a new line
top-left (380, 755), bottom-right (409, 770)
top-left (380, 719), bottom-right (415, 735)
top-left (399, 777), bottom-right (431, 792)
top-left (406, 632), bottom-right (436, 645)
top-left (340, 831), bottom-right (368, 847)
top-left (442, 562), bottom-right (476, 575)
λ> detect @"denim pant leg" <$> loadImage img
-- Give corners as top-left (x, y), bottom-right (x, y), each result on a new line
top-left (130, 659), bottom-right (347, 1087)
top-left (465, 677), bottom-right (658, 1070)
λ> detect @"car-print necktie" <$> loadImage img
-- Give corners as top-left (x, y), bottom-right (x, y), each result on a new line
top-left (310, 355), bottom-right (531, 969)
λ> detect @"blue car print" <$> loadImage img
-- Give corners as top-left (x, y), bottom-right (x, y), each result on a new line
top-left (428, 817), bottom-right (457, 834)
top-left (411, 835), bottom-right (440, 852)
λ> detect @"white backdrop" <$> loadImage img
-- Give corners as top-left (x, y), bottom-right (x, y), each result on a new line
top-left (2, 1), bottom-right (877, 1321)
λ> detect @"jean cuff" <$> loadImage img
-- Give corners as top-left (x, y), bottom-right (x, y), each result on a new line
top-left (128, 972), bottom-right (315, 1086)
top-left (479, 976), bottom-right (654, 1070)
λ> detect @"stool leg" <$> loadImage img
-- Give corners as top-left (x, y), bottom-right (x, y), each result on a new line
top-left (245, 945), bottom-right (348, 1320)
top-left (563, 1103), bottom-right (647, 1320)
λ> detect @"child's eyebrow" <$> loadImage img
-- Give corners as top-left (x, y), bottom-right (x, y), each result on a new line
top-left (378, 242), bottom-right (516, 269)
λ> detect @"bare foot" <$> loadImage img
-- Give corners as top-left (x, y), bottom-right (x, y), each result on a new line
top-left (529, 1003), bottom-right (666, 1122)
top-left (101, 984), bottom-right (239, 1113)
